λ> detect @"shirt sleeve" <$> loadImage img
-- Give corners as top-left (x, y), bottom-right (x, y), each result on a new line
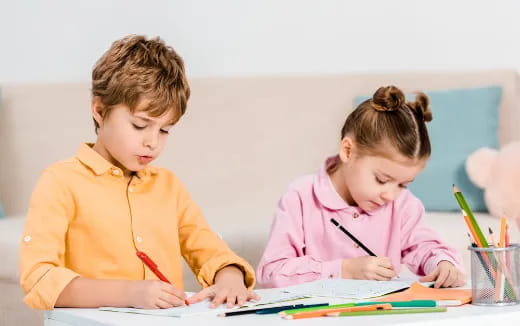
top-left (400, 194), bottom-right (463, 276)
top-left (256, 190), bottom-right (343, 288)
top-left (19, 169), bottom-right (80, 310)
top-left (174, 176), bottom-right (255, 289)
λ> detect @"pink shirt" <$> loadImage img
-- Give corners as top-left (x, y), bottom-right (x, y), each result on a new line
top-left (256, 156), bottom-right (462, 288)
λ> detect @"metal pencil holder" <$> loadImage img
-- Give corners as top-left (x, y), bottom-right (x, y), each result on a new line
top-left (469, 244), bottom-right (520, 306)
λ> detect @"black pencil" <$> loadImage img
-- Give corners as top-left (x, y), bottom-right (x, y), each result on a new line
top-left (218, 303), bottom-right (306, 317)
top-left (330, 218), bottom-right (376, 256)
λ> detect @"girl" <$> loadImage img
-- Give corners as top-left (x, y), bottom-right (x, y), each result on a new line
top-left (257, 86), bottom-right (465, 289)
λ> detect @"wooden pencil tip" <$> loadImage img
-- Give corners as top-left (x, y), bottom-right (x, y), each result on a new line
top-left (283, 315), bottom-right (293, 320)
top-left (452, 184), bottom-right (460, 193)
top-left (488, 227), bottom-right (493, 234)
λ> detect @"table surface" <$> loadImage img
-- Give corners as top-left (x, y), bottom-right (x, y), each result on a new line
top-left (44, 300), bottom-right (520, 326)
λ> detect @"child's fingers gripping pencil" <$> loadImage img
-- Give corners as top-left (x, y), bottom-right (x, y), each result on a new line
top-left (136, 251), bottom-right (190, 306)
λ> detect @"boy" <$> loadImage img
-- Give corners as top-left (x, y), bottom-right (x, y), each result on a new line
top-left (20, 35), bottom-right (257, 310)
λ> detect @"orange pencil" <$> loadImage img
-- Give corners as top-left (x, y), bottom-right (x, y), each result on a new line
top-left (489, 226), bottom-right (517, 300)
top-left (499, 218), bottom-right (507, 247)
top-left (283, 303), bottom-right (391, 320)
top-left (463, 215), bottom-right (496, 279)
top-left (489, 227), bottom-right (503, 301)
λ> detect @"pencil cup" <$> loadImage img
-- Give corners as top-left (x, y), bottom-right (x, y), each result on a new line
top-left (469, 244), bottom-right (520, 306)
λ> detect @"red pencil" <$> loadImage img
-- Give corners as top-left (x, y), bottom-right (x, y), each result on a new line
top-left (136, 251), bottom-right (190, 306)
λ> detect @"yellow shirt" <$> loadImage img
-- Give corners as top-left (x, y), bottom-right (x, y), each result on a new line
top-left (20, 143), bottom-right (255, 310)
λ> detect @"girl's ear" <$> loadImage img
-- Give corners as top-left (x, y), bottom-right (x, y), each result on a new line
top-left (339, 137), bottom-right (355, 163)
top-left (91, 96), bottom-right (105, 128)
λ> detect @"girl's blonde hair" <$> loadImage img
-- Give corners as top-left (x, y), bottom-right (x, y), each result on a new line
top-left (341, 85), bottom-right (433, 159)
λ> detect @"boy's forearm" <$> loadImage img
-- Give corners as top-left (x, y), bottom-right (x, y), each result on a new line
top-left (55, 277), bottom-right (134, 308)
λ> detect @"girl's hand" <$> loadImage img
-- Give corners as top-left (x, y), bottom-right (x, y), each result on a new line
top-left (128, 280), bottom-right (187, 309)
top-left (342, 256), bottom-right (396, 280)
top-left (419, 260), bottom-right (465, 288)
top-left (187, 265), bottom-right (260, 308)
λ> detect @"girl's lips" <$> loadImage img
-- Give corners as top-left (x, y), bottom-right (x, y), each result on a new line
top-left (137, 156), bottom-right (153, 164)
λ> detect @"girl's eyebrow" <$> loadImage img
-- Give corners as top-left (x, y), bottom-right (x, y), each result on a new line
top-left (376, 171), bottom-right (395, 180)
top-left (377, 171), bottom-right (415, 184)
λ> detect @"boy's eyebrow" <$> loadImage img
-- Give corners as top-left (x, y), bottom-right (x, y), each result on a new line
top-left (134, 115), bottom-right (175, 127)
top-left (135, 116), bottom-right (152, 122)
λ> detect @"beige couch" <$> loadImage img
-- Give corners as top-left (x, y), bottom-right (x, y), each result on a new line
top-left (1, 70), bottom-right (519, 325)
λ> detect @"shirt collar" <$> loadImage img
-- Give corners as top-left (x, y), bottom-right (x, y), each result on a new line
top-left (313, 155), bottom-right (379, 216)
top-left (76, 143), bottom-right (158, 177)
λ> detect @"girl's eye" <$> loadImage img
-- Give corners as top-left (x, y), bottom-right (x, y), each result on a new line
top-left (160, 129), bottom-right (170, 134)
top-left (399, 184), bottom-right (408, 189)
top-left (132, 124), bottom-right (146, 130)
top-left (375, 176), bottom-right (386, 185)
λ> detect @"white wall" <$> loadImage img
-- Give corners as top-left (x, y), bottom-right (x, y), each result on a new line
top-left (1, 0), bottom-right (520, 84)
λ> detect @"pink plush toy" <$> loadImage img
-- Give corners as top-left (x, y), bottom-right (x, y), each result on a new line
top-left (466, 141), bottom-right (520, 228)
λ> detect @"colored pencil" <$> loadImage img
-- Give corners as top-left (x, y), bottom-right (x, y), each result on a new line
top-left (279, 302), bottom-right (355, 316)
top-left (283, 303), bottom-right (391, 320)
top-left (453, 185), bottom-right (487, 247)
top-left (218, 303), bottom-right (327, 317)
top-left (330, 218), bottom-right (376, 256)
top-left (326, 307), bottom-right (447, 317)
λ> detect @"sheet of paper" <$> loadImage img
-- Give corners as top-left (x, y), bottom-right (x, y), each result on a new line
top-left (281, 279), bottom-right (414, 299)
top-left (99, 288), bottom-right (308, 317)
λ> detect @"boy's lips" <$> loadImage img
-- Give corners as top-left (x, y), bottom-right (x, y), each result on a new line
top-left (137, 155), bottom-right (154, 164)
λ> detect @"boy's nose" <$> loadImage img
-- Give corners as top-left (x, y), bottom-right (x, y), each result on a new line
top-left (143, 133), bottom-right (159, 150)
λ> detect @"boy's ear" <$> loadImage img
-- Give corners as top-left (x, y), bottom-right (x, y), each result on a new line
top-left (91, 96), bottom-right (105, 127)
top-left (339, 137), bottom-right (354, 162)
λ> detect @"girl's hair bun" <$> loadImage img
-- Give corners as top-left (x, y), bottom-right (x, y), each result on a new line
top-left (408, 92), bottom-right (433, 122)
top-left (371, 86), bottom-right (405, 112)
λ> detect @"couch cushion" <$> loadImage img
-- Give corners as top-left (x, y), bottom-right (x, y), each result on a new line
top-left (0, 216), bottom-right (25, 282)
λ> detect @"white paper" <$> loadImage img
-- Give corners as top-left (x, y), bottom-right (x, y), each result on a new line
top-left (281, 279), bottom-right (414, 299)
top-left (99, 289), bottom-right (308, 317)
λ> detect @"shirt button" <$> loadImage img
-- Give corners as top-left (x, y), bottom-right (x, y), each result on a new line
top-left (23, 235), bottom-right (32, 242)
top-left (353, 212), bottom-right (359, 219)
top-left (354, 243), bottom-right (360, 248)
top-left (136, 236), bottom-right (143, 243)
top-left (128, 187), bottom-right (134, 193)
top-left (112, 169), bottom-right (120, 176)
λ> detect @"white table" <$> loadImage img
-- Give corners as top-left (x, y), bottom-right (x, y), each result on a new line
top-left (45, 303), bottom-right (520, 326)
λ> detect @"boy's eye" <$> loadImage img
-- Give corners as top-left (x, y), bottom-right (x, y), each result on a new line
top-left (160, 129), bottom-right (170, 134)
top-left (132, 123), bottom-right (146, 130)
top-left (399, 184), bottom-right (408, 189)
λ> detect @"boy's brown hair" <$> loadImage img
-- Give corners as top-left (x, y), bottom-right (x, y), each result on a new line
top-left (91, 35), bottom-right (190, 132)
top-left (341, 85), bottom-right (433, 160)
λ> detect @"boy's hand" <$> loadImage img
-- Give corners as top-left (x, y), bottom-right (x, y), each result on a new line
top-left (342, 256), bottom-right (396, 280)
top-left (187, 265), bottom-right (260, 308)
top-left (128, 280), bottom-right (187, 309)
top-left (419, 260), bottom-right (465, 288)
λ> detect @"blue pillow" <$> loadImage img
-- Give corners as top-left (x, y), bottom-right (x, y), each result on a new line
top-left (355, 86), bottom-right (501, 211)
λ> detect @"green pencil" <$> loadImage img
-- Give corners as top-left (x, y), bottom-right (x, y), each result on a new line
top-left (453, 185), bottom-right (487, 247)
top-left (355, 300), bottom-right (436, 308)
top-left (279, 303), bottom-right (354, 315)
top-left (327, 307), bottom-right (447, 317)
top-left (454, 184), bottom-right (517, 301)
